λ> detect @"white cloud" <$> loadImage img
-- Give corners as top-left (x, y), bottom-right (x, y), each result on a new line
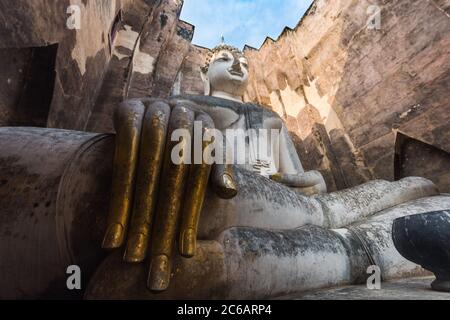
top-left (180, 0), bottom-right (314, 49)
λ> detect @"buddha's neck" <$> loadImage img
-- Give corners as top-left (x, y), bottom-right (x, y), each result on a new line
top-left (211, 90), bottom-right (243, 103)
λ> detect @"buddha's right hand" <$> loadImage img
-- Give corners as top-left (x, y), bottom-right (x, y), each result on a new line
top-left (271, 170), bottom-right (327, 195)
top-left (101, 98), bottom-right (237, 291)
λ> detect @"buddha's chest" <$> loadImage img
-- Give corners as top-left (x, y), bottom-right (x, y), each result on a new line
top-left (214, 109), bottom-right (280, 177)
top-left (178, 97), bottom-right (284, 176)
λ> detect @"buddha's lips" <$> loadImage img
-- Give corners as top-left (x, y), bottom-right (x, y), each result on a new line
top-left (228, 69), bottom-right (244, 77)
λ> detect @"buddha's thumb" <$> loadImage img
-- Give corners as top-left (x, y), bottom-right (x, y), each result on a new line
top-left (211, 164), bottom-right (238, 199)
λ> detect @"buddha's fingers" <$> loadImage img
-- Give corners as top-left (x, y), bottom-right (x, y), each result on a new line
top-left (123, 101), bottom-right (171, 263)
top-left (102, 100), bottom-right (146, 250)
top-left (211, 163), bottom-right (238, 199)
top-left (271, 171), bottom-right (323, 187)
top-left (271, 171), bottom-right (327, 194)
top-left (147, 105), bottom-right (195, 292)
top-left (179, 113), bottom-right (215, 258)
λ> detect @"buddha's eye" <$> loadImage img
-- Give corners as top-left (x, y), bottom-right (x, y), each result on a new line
top-left (217, 56), bottom-right (230, 62)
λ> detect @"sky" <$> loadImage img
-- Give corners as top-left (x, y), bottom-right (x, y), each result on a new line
top-left (180, 0), bottom-right (314, 49)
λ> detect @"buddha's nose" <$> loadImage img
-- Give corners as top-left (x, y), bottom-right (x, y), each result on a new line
top-left (229, 55), bottom-right (243, 75)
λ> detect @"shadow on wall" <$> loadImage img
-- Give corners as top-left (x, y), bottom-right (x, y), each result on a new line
top-left (395, 132), bottom-right (450, 193)
top-left (0, 44), bottom-right (58, 127)
top-left (0, 0), bottom-right (125, 131)
top-left (244, 0), bottom-right (450, 191)
top-left (330, 0), bottom-right (450, 187)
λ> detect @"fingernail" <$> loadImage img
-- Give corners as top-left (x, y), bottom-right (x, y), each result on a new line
top-left (102, 223), bottom-right (124, 249)
top-left (270, 173), bottom-right (282, 182)
top-left (147, 255), bottom-right (171, 292)
top-left (220, 174), bottom-right (237, 199)
top-left (180, 228), bottom-right (196, 258)
top-left (123, 233), bottom-right (148, 263)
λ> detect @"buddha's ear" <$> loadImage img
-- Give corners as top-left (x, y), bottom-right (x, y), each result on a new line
top-left (200, 70), bottom-right (211, 96)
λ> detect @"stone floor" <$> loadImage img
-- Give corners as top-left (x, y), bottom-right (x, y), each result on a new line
top-left (277, 277), bottom-right (450, 300)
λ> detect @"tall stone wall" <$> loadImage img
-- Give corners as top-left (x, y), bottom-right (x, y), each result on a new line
top-left (0, 0), bottom-right (448, 191)
top-left (0, 0), bottom-right (123, 130)
top-left (0, 0), bottom-right (205, 133)
top-left (243, 0), bottom-right (450, 192)
top-left (86, 0), bottom-right (194, 132)
top-left (175, 45), bottom-right (210, 96)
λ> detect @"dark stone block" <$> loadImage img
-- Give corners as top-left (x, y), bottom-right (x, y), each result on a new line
top-left (393, 210), bottom-right (450, 293)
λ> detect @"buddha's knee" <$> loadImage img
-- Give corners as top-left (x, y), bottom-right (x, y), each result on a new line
top-left (198, 167), bottom-right (324, 240)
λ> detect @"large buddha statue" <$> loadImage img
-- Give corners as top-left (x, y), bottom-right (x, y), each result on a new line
top-left (0, 44), bottom-right (448, 299)
top-left (86, 44), bottom-right (450, 299)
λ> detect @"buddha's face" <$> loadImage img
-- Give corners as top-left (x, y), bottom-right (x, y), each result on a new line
top-left (206, 49), bottom-right (249, 98)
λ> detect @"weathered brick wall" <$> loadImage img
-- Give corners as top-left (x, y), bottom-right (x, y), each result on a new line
top-left (87, 0), bottom-right (190, 132)
top-left (87, 0), bottom-right (206, 133)
top-left (175, 45), bottom-right (210, 96)
top-left (243, 0), bottom-right (450, 191)
top-left (1, 0), bottom-right (448, 192)
top-left (0, 0), bottom-right (123, 130)
top-left (0, 0), bottom-right (200, 133)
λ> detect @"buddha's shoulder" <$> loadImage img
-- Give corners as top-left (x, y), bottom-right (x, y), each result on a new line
top-left (170, 94), bottom-right (281, 119)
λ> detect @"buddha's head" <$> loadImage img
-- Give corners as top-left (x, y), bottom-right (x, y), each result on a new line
top-left (201, 44), bottom-right (249, 102)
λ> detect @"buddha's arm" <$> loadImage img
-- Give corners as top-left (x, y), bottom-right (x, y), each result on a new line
top-left (273, 125), bottom-right (327, 195)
